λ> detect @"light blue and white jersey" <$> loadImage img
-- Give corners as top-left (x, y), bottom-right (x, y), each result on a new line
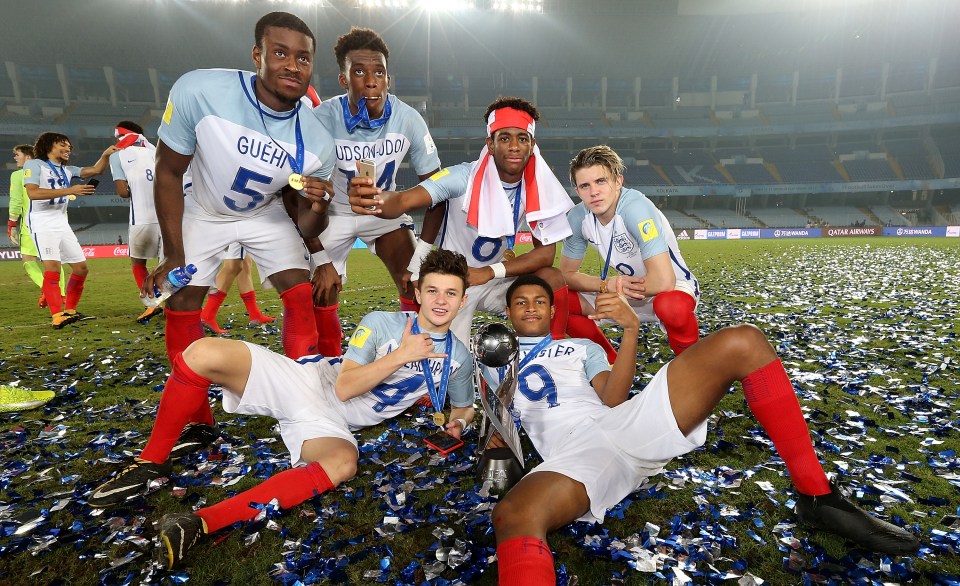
top-left (564, 188), bottom-right (698, 295)
top-left (22, 160), bottom-right (81, 232)
top-left (110, 145), bottom-right (158, 225)
top-left (313, 94), bottom-right (439, 206)
top-left (340, 311), bottom-right (474, 430)
top-left (481, 336), bottom-right (609, 459)
top-left (158, 68), bottom-right (334, 221)
top-left (421, 163), bottom-right (526, 268)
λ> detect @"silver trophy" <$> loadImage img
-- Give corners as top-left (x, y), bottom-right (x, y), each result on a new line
top-left (472, 323), bottom-right (524, 493)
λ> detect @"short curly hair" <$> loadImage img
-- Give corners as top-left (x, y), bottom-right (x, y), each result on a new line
top-left (33, 132), bottom-right (71, 162)
top-left (334, 27), bottom-right (389, 73)
top-left (418, 249), bottom-right (468, 293)
top-left (483, 97), bottom-right (540, 137)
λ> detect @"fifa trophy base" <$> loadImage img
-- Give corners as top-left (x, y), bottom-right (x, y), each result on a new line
top-left (476, 447), bottom-right (524, 495)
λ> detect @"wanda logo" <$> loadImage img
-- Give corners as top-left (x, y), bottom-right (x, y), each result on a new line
top-left (114, 247), bottom-right (129, 257)
top-left (82, 247), bottom-right (97, 257)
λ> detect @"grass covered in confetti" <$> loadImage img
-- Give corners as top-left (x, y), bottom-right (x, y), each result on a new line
top-left (0, 237), bottom-right (958, 585)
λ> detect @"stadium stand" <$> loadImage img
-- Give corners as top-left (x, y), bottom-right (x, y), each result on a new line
top-left (661, 209), bottom-right (705, 230)
top-left (687, 208), bottom-right (759, 228)
top-left (869, 206), bottom-right (911, 226)
top-left (806, 206), bottom-right (871, 226)
top-left (748, 207), bottom-right (811, 228)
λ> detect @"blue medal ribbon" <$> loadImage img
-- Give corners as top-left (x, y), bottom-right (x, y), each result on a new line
top-left (505, 184), bottom-right (522, 253)
top-left (594, 215), bottom-right (615, 282)
top-left (45, 161), bottom-right (69, 204)
top-left (411, 318), bottom-right (452, 416)
top-left (248, 75), bottom-right (304, 175)
top-left (340, 95), bottom-right (393, 133)
top-left (499, 335), bottom-right (553, 380)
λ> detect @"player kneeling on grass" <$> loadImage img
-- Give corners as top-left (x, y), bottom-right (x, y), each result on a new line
top-left (484, 275), bottom-right (919, 585)
top-left (89, 249), bottom-right (476, 569)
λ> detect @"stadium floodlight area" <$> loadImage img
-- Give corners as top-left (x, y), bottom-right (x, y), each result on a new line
top-left (357, 0), bottom-right (477, 9)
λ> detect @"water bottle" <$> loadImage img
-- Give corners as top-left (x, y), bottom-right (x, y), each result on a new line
top-left (142, 264), bottom-right (197, 307)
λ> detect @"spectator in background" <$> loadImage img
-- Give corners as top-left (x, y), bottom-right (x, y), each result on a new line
top-left (7, 144), bottom-right (65, 309)
top-left (23, 133), bottom-right (117, 328)
top-left (109, 120), bottom-right (164, 323)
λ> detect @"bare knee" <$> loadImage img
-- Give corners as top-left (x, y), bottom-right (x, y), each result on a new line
top-left (493, 493), bottom-right (538, 539)
top-left (311, 451), bottom-right (358, 486)
top-left (717, 324), bottom-right (776, 373)
top-left (71, 263), bottom-right (89, 278)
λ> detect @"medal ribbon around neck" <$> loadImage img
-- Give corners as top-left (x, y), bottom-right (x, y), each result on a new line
top-left (594, 215), bottom-right (616, 291)
top-left (411, 317), bottom-right (453, 423)
top-left (504, 184), bottom-right (522, 257)
top-left (340, 95), bottom-right (393, 133)
top-left (45, 160), bottom-right (68, 187)
top-left (248, 75), bottom-right (305, 187)
top-left (500, 335), bottom-right (553, 380)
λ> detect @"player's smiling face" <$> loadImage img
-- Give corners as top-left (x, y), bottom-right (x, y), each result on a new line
top-left (49, 141), bottom-right (72, 163)
top-left (415, 273), bottom-right (466, 332)
top-left (574, 164), bottom-right (624, 224)
top-left (340, 49), bottom-right (390, 119)
top-left (252, 26), bottom-right (314, 111)
top-left (507, 284), bottom-right (554, 338)
top-left (487, 127), bottom-right (535, 183)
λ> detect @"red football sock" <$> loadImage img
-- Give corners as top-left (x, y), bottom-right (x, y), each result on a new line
top-left (398, 296), bottom-right (419, 312)
top-left (64, 274), bottom-right (86, 311)
top-left (742, 359), bottom-right (830, 496)
top-left (653, 290), bottom-right (699, 355)
top-left (497, 536), bottom-right (555, 586)
top-left (280, 283), bottom-right (319, 358)
top-left (313, 303), bottom-right (343, 357)
top-left (196, 461), bottom-right (334, 533)
top-left (42, 271), bottom-right (64, 315)
top-left (550, 285), bottom-right (569, 340)
top-left (240, 290), bottom-right (272, 320)
top-left (140, 353), bottom-right (212, 464)
top-left (564, 290), bottom-right (617, 362)
top-left (201, 290), bottom-right (227, 324)
top-left (164, 309), bottom-right (205, 364)
top-left (132, 264), bottom-right (149, 291)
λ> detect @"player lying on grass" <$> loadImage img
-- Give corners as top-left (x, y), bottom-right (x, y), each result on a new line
top-left (483, 275), bottom-right (920, 585)
top-left (89, 249), bottom-right (476, 569)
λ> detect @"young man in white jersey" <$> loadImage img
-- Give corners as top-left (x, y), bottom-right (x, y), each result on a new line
top-left (561, 145), bottom-right (700, 361)
top-left (310, 27), bottom-right (443, 357)
top-left (23, 132), bottom-right (118, 328)
top-left (88, 249), bottom-right (476, 569)
top-left (109, 120), bottom-right (164, 323)
top-left (7, 144), bottom-right (65, 309)
top-left (144, 11), bottom-right (336, 370)
top-left (484, 275), bottom-right (919, 584)
top-left (347, 97), bottom-right (574, 346)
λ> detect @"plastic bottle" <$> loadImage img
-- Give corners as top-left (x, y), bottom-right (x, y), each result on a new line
top-left (142, 264), bottom-right (197, 307)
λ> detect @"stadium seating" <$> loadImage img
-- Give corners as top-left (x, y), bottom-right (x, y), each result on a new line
top-left (661, 209), bottom-right (705, 230)
top-left (748, 207), bottom-right (810, 228)
top-left (869, 206), bottom-right (910, 226)
top-left (807, 206), bottom-right (871, 226)
top-left (687, 208), bottom-right (759, 228)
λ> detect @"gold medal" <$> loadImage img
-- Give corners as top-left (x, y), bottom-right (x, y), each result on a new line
top-left (288, 173), bottom-right (304, 190)
top-left (502, 249), bottom-right (516, 261)
top-left (599, 278), bottom-right (608, 294)
top-left (68, 195), bottom-right (77, 201)
top-left (433, 412), bottom-right (446, 427)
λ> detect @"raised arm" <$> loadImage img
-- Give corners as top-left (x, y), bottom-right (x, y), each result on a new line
top-left (587, 279), bottom-right (640, 407)
top-left (79, 145), bottom-right (120, 179)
